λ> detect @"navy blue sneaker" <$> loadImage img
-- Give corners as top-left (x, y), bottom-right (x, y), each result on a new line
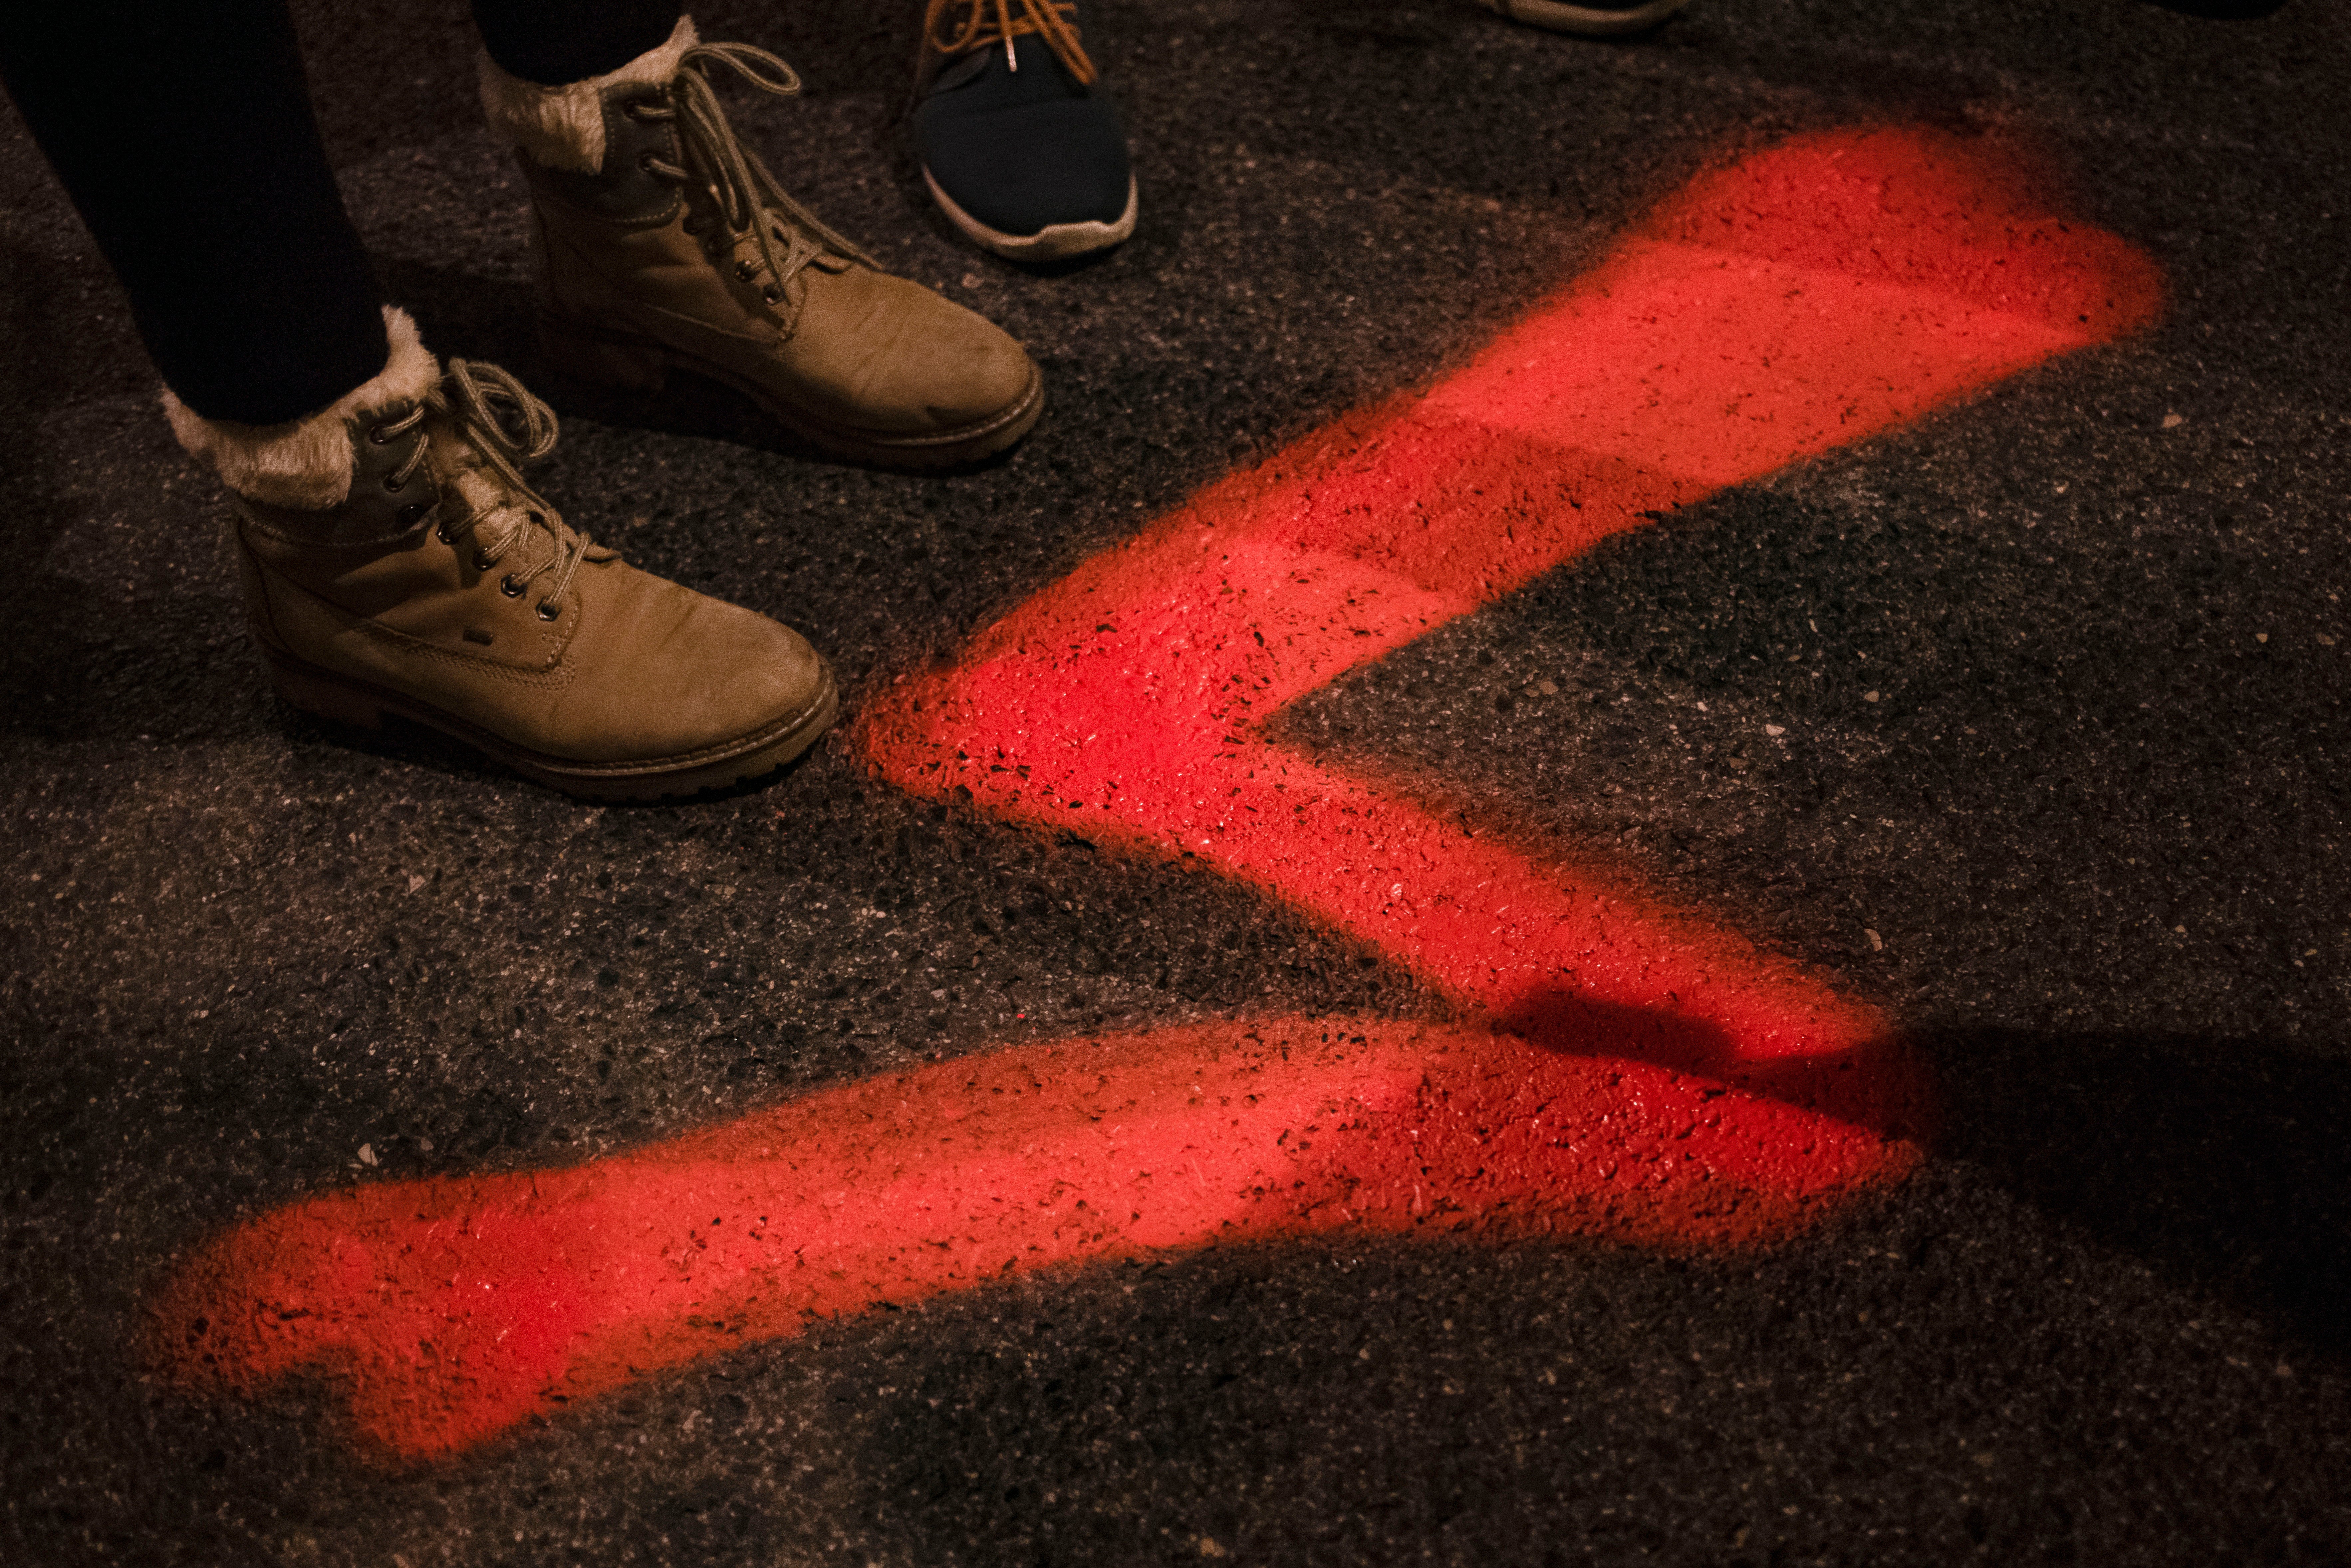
top-left (914, 0), bottom-right (1136, 260)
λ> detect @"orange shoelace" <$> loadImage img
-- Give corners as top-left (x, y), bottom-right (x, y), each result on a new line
top-left (922, 0), bottom-right (1098, 86)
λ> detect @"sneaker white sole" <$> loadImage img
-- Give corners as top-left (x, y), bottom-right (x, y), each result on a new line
top-left (1478, 0), bottom-right (1690, 35)
top-left (923, 170), bottom-right (1138, 262)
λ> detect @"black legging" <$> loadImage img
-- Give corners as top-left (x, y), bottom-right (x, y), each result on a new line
top-left (0, 0), bottom-right (681, 425)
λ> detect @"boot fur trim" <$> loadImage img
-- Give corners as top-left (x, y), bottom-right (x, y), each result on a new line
top-left (161, 307), bottom-right (439, 511)
top-left (478, 15), bottom-right (699, 175)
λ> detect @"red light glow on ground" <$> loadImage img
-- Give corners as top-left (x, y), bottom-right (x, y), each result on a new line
top-left (151, 127), bottom-right (2159, 1462)
top-left (154, 1019), bottom-right (1899, 1461)
top-left (859, 126), bottom-right (2158, 1128)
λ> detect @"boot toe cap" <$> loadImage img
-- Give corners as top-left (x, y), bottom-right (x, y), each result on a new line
top-left (902, 303), bottom-right (1041, 433)
top-left (803, 271), bottom-right (1041, 438)
top-left (563, 568), bottom-right (832, 764)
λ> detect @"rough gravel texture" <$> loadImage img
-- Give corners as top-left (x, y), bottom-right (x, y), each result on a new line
top-left (4, 0), bottom-right (2349, 1564)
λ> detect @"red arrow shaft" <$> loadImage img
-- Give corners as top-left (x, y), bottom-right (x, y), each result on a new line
top-left (155, 1019), bottom-right (1903, 1460)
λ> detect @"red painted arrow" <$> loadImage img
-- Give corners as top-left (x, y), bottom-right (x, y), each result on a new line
top-left (151, 127), bottom-right (2159, 1462)
top-left (858, 126), bottom-right (2158, 1125)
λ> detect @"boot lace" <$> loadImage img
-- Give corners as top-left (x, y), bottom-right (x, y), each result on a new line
top-left (374, 362), bottom-right (592, 623)
top-left (922, 0), bottom-right (1098, 83)
top-left (626, 43), bottom-right (878, 315)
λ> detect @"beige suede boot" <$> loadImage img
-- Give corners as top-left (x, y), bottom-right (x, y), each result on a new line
top-left (481, 20), bottom-right (1043, 468)
top-left (169, 309), bottom-right (837, 800)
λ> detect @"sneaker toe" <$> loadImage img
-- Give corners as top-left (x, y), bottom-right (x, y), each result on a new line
top-left (918, 96), bottom-right (1132, 239)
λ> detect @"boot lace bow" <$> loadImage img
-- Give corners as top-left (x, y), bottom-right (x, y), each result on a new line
top-left (376, 361), bottom-right (592, 623)
top-left (923, 0), bottom-right (1097, 83)
top-left (628, 43), bottom-right (877, 316)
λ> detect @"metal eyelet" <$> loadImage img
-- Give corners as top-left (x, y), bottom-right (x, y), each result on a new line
top-left (734, 259), bottom-right (757, 281)
top-left (434, 521), bottom-right (456, 545)
top-left (366, 424), bottom-right (392, 446)
top-left (638, 150), bottom-right (660, 173)
top-left (761, 284), bottom-right (782, 305)
top-left (499, 574), bottom-right (525, 598)
top-left (381, 472), bottom-right (406, 493)
top-left (535, 599), bottom-right (561, 623)
top-left (396, 501), bottom-right (433, 527)
top-left (472, 550), bottom-right (495, 571)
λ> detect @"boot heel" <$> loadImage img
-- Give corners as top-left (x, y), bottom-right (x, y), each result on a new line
top-left (270, 662), bottom-right (386, 731)
top-left (540, 317), bottom-right (668, 394)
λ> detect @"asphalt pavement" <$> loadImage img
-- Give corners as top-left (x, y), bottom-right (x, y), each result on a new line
top-left (4, 0), bottom-right (2350, 1564)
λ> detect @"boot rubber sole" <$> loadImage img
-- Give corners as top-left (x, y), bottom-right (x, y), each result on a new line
top-left (921, 171), bottom-right (1139, 262)
top-left (264, 646), bottom-right (840, 802)
top-left (539, 311), bottom-right (1044, 469)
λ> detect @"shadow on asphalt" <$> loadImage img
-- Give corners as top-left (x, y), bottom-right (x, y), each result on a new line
top-left (1934, 1027), bottom-right (2351, 1362)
